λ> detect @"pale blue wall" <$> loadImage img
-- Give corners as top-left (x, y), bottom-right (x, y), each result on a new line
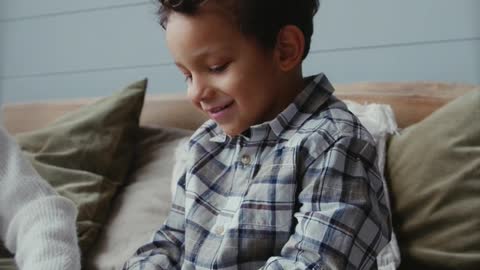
top-left (0, 1), bottom-right (5, 104)
top-left (0, 0), bottom-right (479, 103)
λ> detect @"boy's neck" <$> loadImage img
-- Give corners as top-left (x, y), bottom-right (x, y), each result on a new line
top-left (255, 69), bottom-right (306, 126)
top-left (275, 69), bottom-right (306, 113)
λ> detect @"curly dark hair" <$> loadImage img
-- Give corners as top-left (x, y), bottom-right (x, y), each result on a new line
top-left (157, 0), bottom-right (320, 59)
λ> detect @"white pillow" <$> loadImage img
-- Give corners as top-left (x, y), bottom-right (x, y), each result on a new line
top-left (171, 137), bottom-right (190, 197)
top-left (343, 100), bottom-right (401, 270)
top-left (171, 101), bottom-right (401, 269)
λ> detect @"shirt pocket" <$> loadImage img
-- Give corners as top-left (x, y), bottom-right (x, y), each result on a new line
top-left (238, 148), bottom-right (297, 230)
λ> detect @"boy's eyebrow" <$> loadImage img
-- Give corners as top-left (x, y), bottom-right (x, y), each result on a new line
top-left (190, 45), bottom-right (231, 59)
top-left (174, 46), bottom-right (232, 68)
top-left (174, 62), bottom-right (186, 69)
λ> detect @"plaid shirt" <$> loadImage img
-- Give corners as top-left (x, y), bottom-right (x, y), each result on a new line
top-left (123, 74), bottom-right (391, 270)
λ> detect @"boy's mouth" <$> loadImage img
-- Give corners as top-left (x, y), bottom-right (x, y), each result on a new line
top-left (206, 101), bottom-right (234, 120)
top-left (209, 103), bottom-right (232, 113)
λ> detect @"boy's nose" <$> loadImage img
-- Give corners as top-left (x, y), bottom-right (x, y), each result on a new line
top-left (188, 76), bottom-right (214, 104)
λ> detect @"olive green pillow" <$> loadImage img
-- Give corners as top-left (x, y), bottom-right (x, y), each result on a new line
top-left (15, 79), bottom-right (147, 255)
top-left (0, 228), bottom-right (13, 267)
top-left (387, 90), bottom-right (480, 270)
top-left (0, 258), bottom-right (16, 270)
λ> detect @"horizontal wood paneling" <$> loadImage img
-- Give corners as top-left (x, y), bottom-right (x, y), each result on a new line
top-left (0, 0), bottom-right (148, 21)
top-left (1, 3), bottom-right (168, 78)
top-left (312, 0), bottom-right (480, 50)
top-left (0, 21), bottom-right (5, 105)
top-left (0, 0), bottom-right (478, 103)
top-left (0, 64), bottom-right (184, 103)
top-left (2, 39), bottom-right (478, 104)
top-left (1, 0), bottom-right (479, 78)
top-left (304, 39), bottom-right (480, 85)
top-left (0, 2), bottom-right (5, 22)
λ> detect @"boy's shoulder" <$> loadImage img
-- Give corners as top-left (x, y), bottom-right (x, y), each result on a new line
top-left (286, 95), bottom-right (376, 155)
top-left (302, 96), bottom-right (373, 140)
top-left (189, 95), bottom-right (374, 148)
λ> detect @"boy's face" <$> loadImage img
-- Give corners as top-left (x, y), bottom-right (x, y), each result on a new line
top-left (165, 6), bottom-right (286, 136)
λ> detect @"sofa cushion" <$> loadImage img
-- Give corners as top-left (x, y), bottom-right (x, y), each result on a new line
top-left (84, 126), bottom-right (193, 270)
top-left (15, 79), bottom-right (147, 256)
top-left (387, 90), bottom-right (480, 270)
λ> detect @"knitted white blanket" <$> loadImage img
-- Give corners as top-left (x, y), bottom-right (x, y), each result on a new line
top-left (0, 125), bottom-right (81, 270)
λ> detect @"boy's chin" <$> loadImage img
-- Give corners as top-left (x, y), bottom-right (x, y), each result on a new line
top-left (217, 123), bottom-right (246, 137)
top-left (220, 127), bottom-right (240, 137)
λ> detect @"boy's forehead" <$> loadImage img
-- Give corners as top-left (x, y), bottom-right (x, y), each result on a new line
top-left (166, 11), bottom-right (242, 51)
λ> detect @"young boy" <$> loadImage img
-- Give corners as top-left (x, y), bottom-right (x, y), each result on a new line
top-left (124, 0), bottom-right (391, 269)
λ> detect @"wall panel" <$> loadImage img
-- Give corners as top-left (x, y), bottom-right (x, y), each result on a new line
top-left (0, 0), bottom-right (478, 103)
top-left (0, 0), bottom-right (148, 21)
top-left (1, 3), bottom-right (167, 78)
top-left (2, 39), bottom-right (478, 103)
top-left (1, 65), bottom-right (184, 103)
top-left (304, 39), bottom-right (480, 85)
top-left (2, 0), bottom-right (479, 79)
top-left (312, 0), bottom-right (480, 50)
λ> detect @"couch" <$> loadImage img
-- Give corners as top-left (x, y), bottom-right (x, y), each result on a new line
top-left (1, 81), bottom-right (479, 270)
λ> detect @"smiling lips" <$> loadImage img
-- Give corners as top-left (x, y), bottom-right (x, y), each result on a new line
top-left (205, 101), bottom-right (234, 121)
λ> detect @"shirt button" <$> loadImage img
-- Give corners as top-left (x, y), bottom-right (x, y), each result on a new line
top-left (214, 225), bottom-right (225, 236)
top-left (241, 155), bottom-right (251, 165)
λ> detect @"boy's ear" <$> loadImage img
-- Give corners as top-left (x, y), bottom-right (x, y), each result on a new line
top-left (274, 25), bottom-right (305, 71)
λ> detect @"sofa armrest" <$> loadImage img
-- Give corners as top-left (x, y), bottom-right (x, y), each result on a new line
top-left (1, 94), bottom-right (208, 134)
top-left (2, 82), bottom-right (478, 134)
top-left (335, 82), bottom-right (477, 128)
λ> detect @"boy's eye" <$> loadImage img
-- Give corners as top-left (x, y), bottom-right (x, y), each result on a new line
top-left (184, 74), bottom-right (192, 82)
top-left (209, 63), bottom-right (229, 73)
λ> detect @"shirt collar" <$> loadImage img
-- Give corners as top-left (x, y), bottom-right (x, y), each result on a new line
top-left (210, 73), bottom-right (335, 143)
top-left (269, 73), bottom-right (335, 139)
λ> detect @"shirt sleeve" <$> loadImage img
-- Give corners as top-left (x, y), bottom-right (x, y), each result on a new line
top-left (122, 172), bottom-right (187, 270)
top-left (261, 136), bottom-right (392, 270)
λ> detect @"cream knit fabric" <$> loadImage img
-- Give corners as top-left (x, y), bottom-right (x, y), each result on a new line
top-left (0, 125), bottom-right (81, 270)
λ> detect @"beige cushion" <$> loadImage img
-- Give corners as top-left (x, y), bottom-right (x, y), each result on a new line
top-left (15, 80), bottom-right (147, 256)
top-left (84, 126), bottom-right (193, 270)
top-left (387, 90), bottom-right (480, 269)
